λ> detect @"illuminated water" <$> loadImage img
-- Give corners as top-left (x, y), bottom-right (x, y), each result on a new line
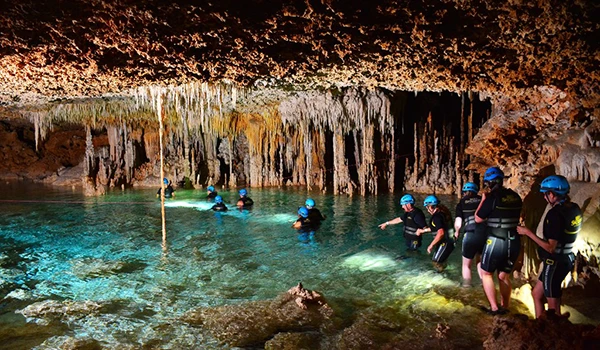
top-left (0, 181), bottom-right (494, 349)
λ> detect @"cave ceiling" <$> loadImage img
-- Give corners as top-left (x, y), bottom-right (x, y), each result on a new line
top-left (0, 0), bottom-right (598, 107)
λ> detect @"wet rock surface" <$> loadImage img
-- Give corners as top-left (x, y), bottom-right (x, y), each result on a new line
top-left (182, 283), bottom-right (333, 347)
top-left (483, 315), bottom-right (600, 350)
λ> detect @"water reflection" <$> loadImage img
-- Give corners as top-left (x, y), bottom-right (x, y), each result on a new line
top-left (0, 181), bottom-right (489, 348)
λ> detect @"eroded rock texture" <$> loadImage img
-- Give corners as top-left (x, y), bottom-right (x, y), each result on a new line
top-left (0, 0), bottom-right (597, 105)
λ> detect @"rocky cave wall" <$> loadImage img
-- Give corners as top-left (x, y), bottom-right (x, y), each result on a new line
top-left (0, 84), bottom-right (492, 198)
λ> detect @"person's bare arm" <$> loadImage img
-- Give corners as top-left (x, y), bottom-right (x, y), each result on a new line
top-left (427, 229), bottom-right (445, 253)
top-left (517, 226), bottom-right (558, 253)
top-left (378, 217), bottom-right (403, 230)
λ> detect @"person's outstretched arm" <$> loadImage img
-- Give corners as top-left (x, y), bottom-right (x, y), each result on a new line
top-left (378, 217), bottom-right (402, 230)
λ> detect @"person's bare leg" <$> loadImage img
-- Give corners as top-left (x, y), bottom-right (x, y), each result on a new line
top-left (498, 271), bottom-right (511, 308)
top-left (476, 257), bottom-right (483, 280)
top-left (531, 281), bottom-right (545, 318)
top-left (546, 297), bottom-right (569, 318)
top-left (481, 270), bottom-right (498, 311)
top-left (462, 257), bottom-right (472, 286)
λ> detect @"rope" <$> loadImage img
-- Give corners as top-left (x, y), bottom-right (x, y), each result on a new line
top-left (0, 200), bottom-right (155, 205)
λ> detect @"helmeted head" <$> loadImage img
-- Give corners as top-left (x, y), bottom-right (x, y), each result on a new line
top-left (484, 166), bottom-right (504, 181)
top-left (540, 175), bottom-right (570, 196)
top-left (207, 185), bottom-right (215, 192)
top-left (298, 206), bottom-right (309, 218)
top-left (462, 182), bottom-right (479, 194)
top-left (483, 166), bottom-right (504, 189)
top-left (400, 194), bottom-right (415, 206)
top-left (163, 178), bottom-right (169, 185)
top-left (305, 198), bottom-right (315, 208)
top-left (239, 189), bottom-right (247, 196)
top-left (423, 195), bottom-right (440, 207)
top-left (215, 195), bottom-right (223, 203)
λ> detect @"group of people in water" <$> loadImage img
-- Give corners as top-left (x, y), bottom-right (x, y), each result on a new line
top-left (159, 165), bottom-right (582, 320)
top-left (379, 166), bottom-right (582, 319)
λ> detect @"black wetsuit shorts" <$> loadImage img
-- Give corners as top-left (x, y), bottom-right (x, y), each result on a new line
top-left (404, 233), bottom-right (422, 251)
top-left (432, 239), bottom-right (455, 263)
top-left (462, 229), bottom-right (486, 260)
top-left (481, 234), bottom-right (520, 274)
top-left (540, 253), bottom-right (574, 298)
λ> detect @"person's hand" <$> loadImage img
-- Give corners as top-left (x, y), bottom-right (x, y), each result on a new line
top-left (378, 222), bottom-right (388, 230)
top-left (415, 228), bottom-right (422, 236)
top-left (454, 232), bottom-right (459, 240)
top-left (516, 226), bottom-right (531, 237)
top-left (427, 245), bottom-right (433, 254)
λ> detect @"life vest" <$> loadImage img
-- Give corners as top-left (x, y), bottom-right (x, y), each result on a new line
top-left (430, 211), bottom-right (451, 241)
top-left (546, 202), bottom-right (582, 256)
top-left (485, 188), bottom-right (522, 238)
top-left (461, 195), bottom-right (482, 231)
top-left (404, 208), bottom-right (425, 236)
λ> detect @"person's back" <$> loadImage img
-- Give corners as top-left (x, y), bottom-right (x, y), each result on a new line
top-left (157, 178), bottom-right (175, 198)
top-left (476, 166), bottom-right (522, 314)
top-left (305, 198), bottom-right (325, 228)
top-left (211, 196), bottom-right (228, 212)
top-left (456, 192), bottom-right (482, 232)
top-left (483, 187), bottom-right (522, 237)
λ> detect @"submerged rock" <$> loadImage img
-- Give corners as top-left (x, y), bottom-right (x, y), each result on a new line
top-left (182, 283), bottom-right (333, 347)
top-left (70, 258), bottom-right (146, 278)
top-left (17, 300), bottom-right (105, 326)
top-left (34, 336), bottom-right (102, 350)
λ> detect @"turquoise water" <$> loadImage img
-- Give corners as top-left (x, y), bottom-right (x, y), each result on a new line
top-left (0, 181), bottom-right (488, 348)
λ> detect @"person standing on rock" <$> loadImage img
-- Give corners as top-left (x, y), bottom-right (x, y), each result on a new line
top-left (379, 194), bottom-right (428, 253)
top-left (455, 182), bottom-right (486, 287)
top-left (416, 195), bottom-right (455, 272)
top-left (517, 175), bottom-right (582, 319)
top-left (475, 166), bottom-right (523, 315)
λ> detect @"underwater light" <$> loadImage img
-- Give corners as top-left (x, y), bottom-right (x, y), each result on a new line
top-left (341, 251), bottom-right (398, 271)
top-left (260, 213), bottom-right (298, 224)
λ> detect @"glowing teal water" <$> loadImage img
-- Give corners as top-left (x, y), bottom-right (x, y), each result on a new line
top-left (0, 181), bottom-right (467, 348)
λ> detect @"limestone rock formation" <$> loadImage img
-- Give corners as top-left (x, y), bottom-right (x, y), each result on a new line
top-left (182, 283), bottom-right (333, 347)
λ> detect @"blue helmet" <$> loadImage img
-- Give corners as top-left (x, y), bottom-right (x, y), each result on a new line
top-left (163, 178), bottom-right (169, 185)
top-left (462, 182), bottom-right (479, 193)
top-left (305, 198), bottom-right (315, 208)
top-left (424, 195), bottom-right (439, 207)
top-left (239, 189), bottom-right (247, 196)
top-left (298, 206), bottom-right (309, 218)
top-left (484, 167), bottom-right (504, 182)
top-left (400, 194), bottom-right (415, 206)
top-left (215, 195), bottom-right (223, 203)
top-left (207, 186), bottom-right (215, 192)
top-left (540, 175), bottom-right (570, 196)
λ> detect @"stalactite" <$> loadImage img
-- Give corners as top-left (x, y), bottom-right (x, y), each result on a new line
top-left (17, 84), bottom-right (406, 195)
top-left (387, 131), bottom-right (395, 193)
top-left (333, 130), bottom-right (352, 195)
top-left (359, 124), bottom-right (377, 195)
